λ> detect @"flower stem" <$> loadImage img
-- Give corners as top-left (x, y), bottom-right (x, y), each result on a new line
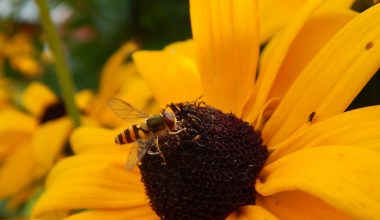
top-left (35, 0), bottom-right (81, 127)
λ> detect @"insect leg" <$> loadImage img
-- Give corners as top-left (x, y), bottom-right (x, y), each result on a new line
top-left (168, 128), bottom-right (187, 135)
top-left (154, 136), bottom-right (166, 165)
top-left (145, 137), bottom-right (166, 165)
top-left (189, 95), bottom-right (207, 109)
top-left (186, 113), bottom-right (203, 127)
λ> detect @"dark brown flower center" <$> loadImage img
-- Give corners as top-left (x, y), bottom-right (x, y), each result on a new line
top-left (39, 100), bottom-right (66, 124)
top-left (39, 100), bottom-right (75, 156)
top-left (139, 102), bottom-right (268, 220)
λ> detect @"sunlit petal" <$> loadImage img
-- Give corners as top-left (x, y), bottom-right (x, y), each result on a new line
top-left (257, 190), bottom-right (351, 219)
top-left (235, 205), bottom-right (279, 220)
top-left (32, 117), bottom-right (72, 176)
top-left (258, 0), bottom-right (355, 43)
top-left (263, 4), bottom-right (380, 145)
top-left (0, 142), bottom-right (36, 198)
top-left (267, 105), bottom-right (380, 163)
top-left (133, 41), bottom-right (202, 105)
top-left (190, 0), bottom-right (259, 115)
top-left (257, 146), bottom-right (380, 219)
top-left (98, 41), bottom-right (139, 98)
top-left (244, 0), bottom-right (325, 122)
top-left (0, 107), bottom-right (37, 134)
top-left (267, 8), bottom-right (357, 100)
top-left (32, 154), bottom-right (146, 218)
top-left (22, 82), bottom-right (57, 118)
top-left (70, 126), bottom-right (128, 154)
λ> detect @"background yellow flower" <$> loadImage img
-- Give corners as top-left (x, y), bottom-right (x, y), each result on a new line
top-left (0, 33), bottom-right (42, 77)
top-left (0, 41), bottom-right (153, 218)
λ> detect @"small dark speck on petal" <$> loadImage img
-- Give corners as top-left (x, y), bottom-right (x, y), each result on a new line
top-left (365, 42), bottom-right (374, 50)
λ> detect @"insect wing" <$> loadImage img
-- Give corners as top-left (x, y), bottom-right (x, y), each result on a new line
top-left (108, 97), bottom-right (150, 122)
top-left (125, 138), bottom-right (154, 170)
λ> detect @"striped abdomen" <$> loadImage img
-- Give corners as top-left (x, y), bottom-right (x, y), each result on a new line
top-left (115, 123), bottom-right (150, 144)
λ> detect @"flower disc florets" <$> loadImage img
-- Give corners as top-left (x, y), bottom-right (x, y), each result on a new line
top-left (39, 100), bottom-right (66, 123)
top-left (139, 102), bottom-right (268, 220)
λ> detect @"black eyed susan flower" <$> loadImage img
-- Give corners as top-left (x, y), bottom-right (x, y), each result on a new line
top-left (32, 0), bottom-right (380, 219)
top-left (0, 33), bottom-right (42, 77)
top-left (82, 41), bottom-right (157, 127)
top-left (0, 82), bottom-right (67, 215)
top-left (0, 41), bottom-right (153, 218)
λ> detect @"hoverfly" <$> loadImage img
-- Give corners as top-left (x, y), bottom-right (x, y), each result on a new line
top-left (108, 98), bottom-right (179, 170)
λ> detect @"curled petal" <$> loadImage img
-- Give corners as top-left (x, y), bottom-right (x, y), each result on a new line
top-left (267, 105), bottom-right (380, 163)
top-left (257, 190), bottom-right (351, 219)
top-left (257, 146), bottom-right (380, 219)
top-left (32, 154), bottom-right (146, 218)
top-left (244, 0), bottom-right (325, 122)
top-left (263, 4), bottom-right (380, 145)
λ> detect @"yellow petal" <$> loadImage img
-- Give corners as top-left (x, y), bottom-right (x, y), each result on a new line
top-left (267, 105), bottom-right (380, 163)
top-left (133, 41), bottom-right (202, 106)
top-left (10, 55), bottom-right (42, 77)
top-left (225, 212), bottom-right (237, 220)
top-left (22, 82), bottom-right (57, 117)
top-left (91, 64), bottom-right (155, 127)
top-left (0, 107), bottom-right (36, 134)
top-left (254, 97), bottom-right (282, 131)
top-left (263, 4), bottom-right (380, 146)
top-left (0, 142), bottom-right (36, 198)
top-left (98, 41), bottom-right (139, 98)
top-left (258, 0), bottom-right (355, 43)
top-left (257, 190), bottom-right (351, 219)
top-left (65, 206), bottom-right (158, 220)
top-left (163, 40), bottom-right (197, 62)
top-left (257, 146), bottom-right (380, 219)
top-left (267, 8), bottom-right (357, 100)
top-left (235, 205), bottom-right (279, 220)
top-left (32, 154), bottom-right (146, 218)
top-left (355, 139), bottom-right (380, 152)
top-left (89, 41), bottom-right (154, 127)
top-left (74, 89), bottom-right (94, 112)
top-left (3, 33), bottom-right (34, 56)
top-left (190, 0), bottom-right (259, 115)
top-left (32, 117), bottom-right (73, 176)
top-left (70, 126), bottom-right (128, 155)
top-left (244, 0), bottom-right (325, 122)
top-left (0, 108), bottom-right (36, 162)
top-left (116, 70), bottom-right (157, 114)
top-left (5, 185), bottom-right (39, 212)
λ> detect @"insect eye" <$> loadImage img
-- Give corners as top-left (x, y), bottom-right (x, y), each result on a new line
top-left (162, 111), bottom-right (175, 130)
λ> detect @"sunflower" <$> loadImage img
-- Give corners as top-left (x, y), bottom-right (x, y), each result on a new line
top-left (32, 0), bottom-right (380, 219)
